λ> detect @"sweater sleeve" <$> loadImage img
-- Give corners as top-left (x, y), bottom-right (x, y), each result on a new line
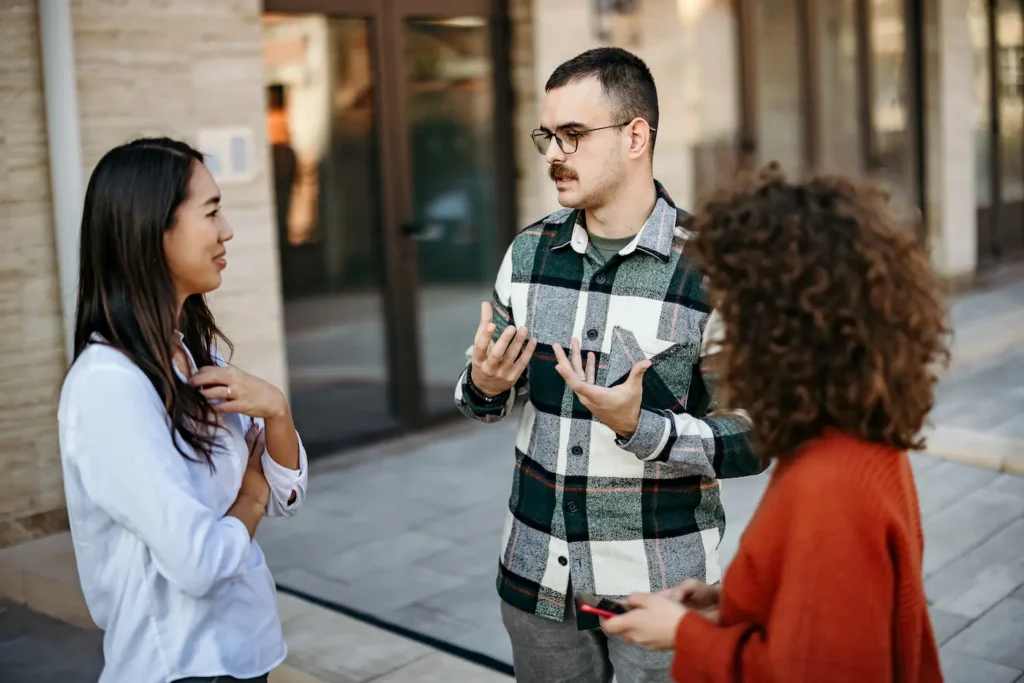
top-left (671, 475), bottom-right (896, 683)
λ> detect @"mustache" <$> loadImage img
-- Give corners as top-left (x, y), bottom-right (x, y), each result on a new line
top-left (549, 164), bottom-right (577, 182)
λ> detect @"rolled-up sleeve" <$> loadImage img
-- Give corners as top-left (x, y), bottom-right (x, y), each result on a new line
top-left (71, 365), bottom-right (253, 599)
top-left (252, 416), bottom-right (308, 517)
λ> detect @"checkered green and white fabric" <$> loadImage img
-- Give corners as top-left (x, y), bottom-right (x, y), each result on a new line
top-left (455, 182), bottom-right (761, 628)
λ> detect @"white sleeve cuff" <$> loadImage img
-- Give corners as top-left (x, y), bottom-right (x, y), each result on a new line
top-left (260, 434), bottom-right (308, 517)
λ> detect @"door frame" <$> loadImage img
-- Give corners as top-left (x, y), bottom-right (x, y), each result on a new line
top-left (263, 0), bottom-right (515, 431)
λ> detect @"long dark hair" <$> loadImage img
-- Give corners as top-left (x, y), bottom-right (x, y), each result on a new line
top-left (74, 137), bottom-right (233, 467)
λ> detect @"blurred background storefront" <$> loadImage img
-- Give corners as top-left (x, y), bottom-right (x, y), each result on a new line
top-left (258, 0), bottom-right (1024, 457)
top-left (0, 0), bottom-right (1021, 544)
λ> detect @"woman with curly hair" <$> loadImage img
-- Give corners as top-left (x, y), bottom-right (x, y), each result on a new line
top-left (600, 165), bottom-right (947, 682)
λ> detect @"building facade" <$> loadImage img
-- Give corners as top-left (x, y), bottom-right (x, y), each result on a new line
top-left (0, 0), bottom-right (1021, 547)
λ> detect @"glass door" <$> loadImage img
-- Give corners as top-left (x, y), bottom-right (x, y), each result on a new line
top-left (995, 0), bottom-right (1023, 257)
top-left (263, 0), bottom-right (510, 451)
top-left (263, 11), bottom-right (404, 456)
top-left (970, 0), bottom-right (1024, 266)
top-left (393, 0), bottom-right (511, 420)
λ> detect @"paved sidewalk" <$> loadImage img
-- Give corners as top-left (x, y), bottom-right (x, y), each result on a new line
top-left (258, 340), bottom-right (1024, 681)
top-left (0, 591), bottom-right (513, 683)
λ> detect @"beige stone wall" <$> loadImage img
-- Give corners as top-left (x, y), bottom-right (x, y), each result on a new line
top-left (0, 1), bottom-right (71, 547)
top-left (71, 0), bottom-right (288, 391)
top-left (0, 0), bottom-right (287, 548)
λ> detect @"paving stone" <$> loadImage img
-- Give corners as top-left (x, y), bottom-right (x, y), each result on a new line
top-left (411, 503), bottom-right (508, 542)
top-left (922, 489), bottom-right (1024, 575)
top-left (278, 563), bottom-right (468, 617)
top-left (991, 474), bottom-right (1024, 498)
top-left (915, 461), bottom-right (1001, 518)
top-left (371, 651), bottom-right (512, 682)
top-left (447, 620), bottom-right (515, 666)
top-left (926, 519), bottom-right (1024, 618)
top-left (416, 540), bottom-right (502, 581)
top-left (283, 606), bottom-right (431, 683)
top-left (378, 604), bottom-right (478, 642)
top-left (416, 574), bottom-right (504, 625)
top-left (0, 600), bottom-right (103, 683)
top-left (910, 453), bottom-right (943, 477)
top-left (940, 647), bottom-right (1022, 683)
top-left (1014, 584), bottom-right (1024, 601)
top-left (930, 564), bottom-right (1022, 620)
top-left (318, 531), bottom-right (455, 581)
top-left (945, 598), bottom-right (1024, 670)
top-left (929, 607), bottom-right (971, 646)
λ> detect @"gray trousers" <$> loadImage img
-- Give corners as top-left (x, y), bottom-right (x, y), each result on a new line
top-left (500, 596), bottom-right (672, 683)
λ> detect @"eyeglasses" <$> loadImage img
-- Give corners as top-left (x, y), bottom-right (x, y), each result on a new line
top-left (531, 122), bottom-right (654, 155)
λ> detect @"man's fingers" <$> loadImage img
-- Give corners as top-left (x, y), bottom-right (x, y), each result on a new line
top-left (501, 327), bottom-right (530, 368)
top-left (488, 325), bottom-right (518, 361)
top-left (479, 301), bottom-right (492, 329)
top-left (510, 338), bottom-right (538, 377)
top-left (586, 352), bottom-right (596, 384)
top-left (569, 338), bottom-right (586, 379)
top-left (552, 344), bottom-right (582, 390)
top-left (473, 305), bottom-right (497, 362)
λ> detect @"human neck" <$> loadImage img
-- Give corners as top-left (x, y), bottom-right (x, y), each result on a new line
top-left (583, 175), bottom-right (658, 240)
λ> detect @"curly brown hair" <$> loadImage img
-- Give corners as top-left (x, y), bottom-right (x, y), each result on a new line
top-left (686, 164), bottom-right (950, 462)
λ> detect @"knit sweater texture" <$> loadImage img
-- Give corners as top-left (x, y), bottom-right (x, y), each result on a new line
top-left (672, 429), bottom-right (943, 682)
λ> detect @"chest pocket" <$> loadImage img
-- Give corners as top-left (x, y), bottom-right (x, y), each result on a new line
top-left (606, 326), bottom-right (699, 413)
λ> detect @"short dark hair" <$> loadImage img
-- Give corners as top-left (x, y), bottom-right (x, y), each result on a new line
top-left (545, 47), bottom-right (659, 154)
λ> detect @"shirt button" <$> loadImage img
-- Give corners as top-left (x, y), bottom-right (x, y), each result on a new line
top-left (586, 328), bottom-right (599, 340)
top-left (567, 502), bottom-right (578, 513)
top-left (571, 445), bottom-right (583, 456)
top-left (558, 556), bottom-right (568, 566)
top-left (595, 273), bottom-right (607, 285)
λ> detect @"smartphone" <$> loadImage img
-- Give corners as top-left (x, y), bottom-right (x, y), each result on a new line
top-left (575, 593), bottom-right (631, 619)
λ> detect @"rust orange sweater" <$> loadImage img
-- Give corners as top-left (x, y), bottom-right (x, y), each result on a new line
top-left (672, 429), bottom-right (943, 683)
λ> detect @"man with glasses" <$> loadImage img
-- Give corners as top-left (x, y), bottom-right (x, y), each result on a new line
top-left (454, 47), bottom-right (761, 683)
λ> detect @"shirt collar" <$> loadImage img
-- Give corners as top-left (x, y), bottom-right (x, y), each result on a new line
top-left (549, 180), bottom-right (682, 262)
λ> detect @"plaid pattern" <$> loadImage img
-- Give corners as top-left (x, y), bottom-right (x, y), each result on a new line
top-left (455, 182), bottom-right (761, 629)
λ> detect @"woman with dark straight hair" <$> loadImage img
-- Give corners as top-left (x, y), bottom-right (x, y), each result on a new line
top-left (58, 137), bottom-right (308, 683)
top-left (600, 165), bottom-right (947, 682)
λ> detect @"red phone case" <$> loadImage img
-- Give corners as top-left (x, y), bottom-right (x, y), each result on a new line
top-left (577, 602), bottom-right (620, 619)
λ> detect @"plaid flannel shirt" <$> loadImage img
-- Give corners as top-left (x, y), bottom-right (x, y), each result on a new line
top-left (455, 181), bottom-right (761, 628)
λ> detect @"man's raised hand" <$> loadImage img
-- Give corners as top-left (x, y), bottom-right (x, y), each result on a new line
top-left (552, 337), bottom-right (651, 439)
top-left (470, 301), bottom-right (537, 397)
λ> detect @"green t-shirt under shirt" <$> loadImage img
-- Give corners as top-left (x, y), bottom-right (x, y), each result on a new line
top-left (588, 232), bottom-right (637, 262)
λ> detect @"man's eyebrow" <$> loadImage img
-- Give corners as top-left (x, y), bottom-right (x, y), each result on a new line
top-left (538, 121), bottom-right (587, 133)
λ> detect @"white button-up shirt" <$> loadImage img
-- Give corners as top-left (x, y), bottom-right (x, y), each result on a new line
top-left (58, 337), bottom-right (308, 683)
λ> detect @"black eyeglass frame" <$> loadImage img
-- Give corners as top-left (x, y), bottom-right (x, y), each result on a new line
top-left (530, 121), bottom-right (657, 155)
